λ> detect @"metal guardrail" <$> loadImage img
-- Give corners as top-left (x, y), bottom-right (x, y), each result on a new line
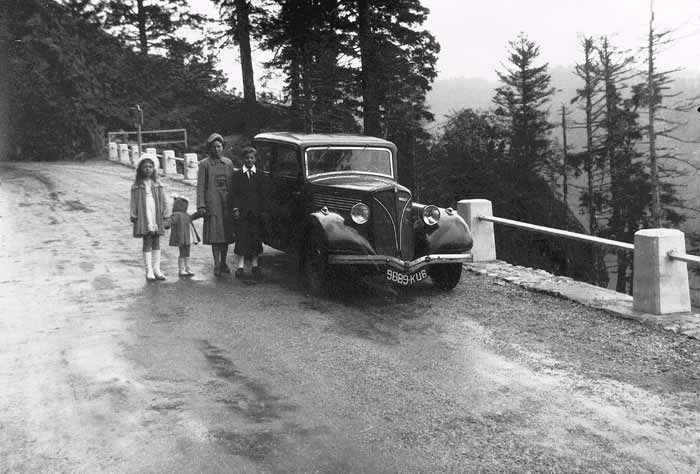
top-left (667, 250), bottom-right (700, 265)
top-left (107, 128), bottom-right (188, 149)
top-left (479, 215), bottom-right (635, 251)
top-left (480, 214), bottom-right (700, 266)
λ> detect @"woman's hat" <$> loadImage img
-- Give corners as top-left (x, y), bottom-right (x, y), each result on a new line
top-left (206, 133), bottom-right (224, 146)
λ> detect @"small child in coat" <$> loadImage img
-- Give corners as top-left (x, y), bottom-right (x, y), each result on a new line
top-left (169, 196), bottom-right (202, 277)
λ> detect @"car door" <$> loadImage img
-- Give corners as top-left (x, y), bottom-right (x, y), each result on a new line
top-left (265, 142), bottom-right (304, 253)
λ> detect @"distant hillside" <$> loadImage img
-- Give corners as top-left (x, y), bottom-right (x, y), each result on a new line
top-left (425, 77), bottom-right (498, 128)
top-left (427, 66), bottom-right (700, 150)
top-left (426, 67), bottom-right (700, 216)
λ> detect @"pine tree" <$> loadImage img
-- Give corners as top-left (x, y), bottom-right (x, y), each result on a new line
top-left (259, 0), bottom-right (357, 133)
top-left (597, 37), bottom-right (639, 292)
top-left (350, 0), bottom-right (439, 187)
top-left (216, 0), bottom-right (264, 137)
top-left (636, 1), bottom-right (698, 227)
top-left (98, 0), bottom-right (205, 56)
top-left (493, 32), bottom-right (556, 174)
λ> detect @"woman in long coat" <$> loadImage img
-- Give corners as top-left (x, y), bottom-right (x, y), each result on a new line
top-left (196, 133), bottom-right (236, 276)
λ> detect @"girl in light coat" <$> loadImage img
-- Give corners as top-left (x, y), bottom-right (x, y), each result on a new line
top-left (130, 156), bottom-right (171, 281)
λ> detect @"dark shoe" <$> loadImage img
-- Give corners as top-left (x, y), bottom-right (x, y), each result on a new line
top-left (221, 263), bottom-right (231, 274)
top-left (214, 266), bottom-right (222, 277)
top-left (252, 267), bottom-right (262, 280)
top-left (235, 268), bottom-right (244, 278)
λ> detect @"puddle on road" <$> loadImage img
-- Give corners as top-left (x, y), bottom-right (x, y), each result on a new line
top-left (63, 199), bottom-right (94, 213)
top-left (199, 340), bottom-right (296, 423)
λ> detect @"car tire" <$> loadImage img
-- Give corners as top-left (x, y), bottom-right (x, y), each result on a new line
top-left (428, 263), bottom-right (462, 291)
top-left (302, 231), bottom-right (331, 296)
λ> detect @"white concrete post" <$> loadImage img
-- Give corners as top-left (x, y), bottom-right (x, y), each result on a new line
top-left (130, 145), bottom-right (140, 167)
top-left (183, 153), bottom-right (198, 180)
top-left (457, 199), bottom-right (497, 262)
top-left (108, 142), bottom-right (118, 161)
top-left (633, 228), bottom-right (691, 314)
top-left (163, 150), bottom-right (176, 175)
top-left (118, 144), bottom-right (129, 165)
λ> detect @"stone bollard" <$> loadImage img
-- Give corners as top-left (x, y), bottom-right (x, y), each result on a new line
top-left (183, 153), bottom-right (198, 180)
top-left (118, 144), bottom-right (130, 165)
top-left (130, 145), bottom-right (140, 167)
top-left (163, 150), bottom-right (176, 176)
top-left (457, 199), bottom-right (496, 262)
top-left (633, 228), bottom-right (691, 314)
top-left (109, 142), bottom-right (118, 161)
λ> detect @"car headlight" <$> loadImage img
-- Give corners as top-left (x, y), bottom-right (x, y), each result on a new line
top-left (351, 203), bottom-right (370, 224)
top-left (422, 205), bottom-right (441, 226)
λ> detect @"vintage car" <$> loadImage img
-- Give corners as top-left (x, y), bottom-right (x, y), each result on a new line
top-left (253, 132), bottom-right (473, 294)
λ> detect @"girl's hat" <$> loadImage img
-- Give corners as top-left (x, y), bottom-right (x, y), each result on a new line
top-left (172, 195), bottom-right (189, 203)
top-left (136, 155), bottom-right (155, 169)
top-left (206, 133), bottom-right (224, 146)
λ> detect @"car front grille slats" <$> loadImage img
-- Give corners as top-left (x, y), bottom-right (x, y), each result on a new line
top-left (313, 194), bottom-right (356, 213)
top-left (371, 189), bottom-right (413, 259)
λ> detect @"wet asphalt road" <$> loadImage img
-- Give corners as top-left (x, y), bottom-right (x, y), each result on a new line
top-left (1, 161), bottom-right (700, 474)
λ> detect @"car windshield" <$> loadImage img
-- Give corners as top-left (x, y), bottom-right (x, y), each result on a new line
top-left (305, 147), bottom-right (393, 178)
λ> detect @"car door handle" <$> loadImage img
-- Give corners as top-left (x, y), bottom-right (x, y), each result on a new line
top-left (291, 191), bottom-right (301, 197)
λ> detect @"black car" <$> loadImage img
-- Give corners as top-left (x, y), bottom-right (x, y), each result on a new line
top-left (253, 132), bottom-right (473, 294)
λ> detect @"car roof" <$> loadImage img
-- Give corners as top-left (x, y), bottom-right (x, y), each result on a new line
top-left (254, 132), bottom-right (396, 148)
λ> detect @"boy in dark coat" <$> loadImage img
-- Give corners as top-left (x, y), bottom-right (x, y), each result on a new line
top-left (231, 146), bottom-right (268, 279)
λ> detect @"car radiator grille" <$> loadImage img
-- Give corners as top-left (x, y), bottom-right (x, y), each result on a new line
top-left (371, 189), bottom-right (414, 259)
top-left (312, 194), bottom-right (355, 213)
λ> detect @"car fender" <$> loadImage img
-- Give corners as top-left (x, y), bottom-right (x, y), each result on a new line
top-left (416, 211), bottom-right (473, 255)
top-left (306, 210), bottom-right (376, 255)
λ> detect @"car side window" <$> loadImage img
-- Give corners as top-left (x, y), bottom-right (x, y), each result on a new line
top-left (275, 145), bottom-right (299, 178)
top-left (255, 143), bottom-right (273, 173)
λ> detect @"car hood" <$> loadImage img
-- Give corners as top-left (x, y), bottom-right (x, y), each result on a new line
top-left (307, 173), bottom-right (411, 194)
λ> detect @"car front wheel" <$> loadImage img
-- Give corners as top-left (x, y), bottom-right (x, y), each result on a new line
top-left (428, 263), bottom-right (462, 291)
top-left (302, 231), bottom-right (331, 295)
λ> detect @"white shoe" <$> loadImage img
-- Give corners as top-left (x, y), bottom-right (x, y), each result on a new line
top-left (184, 257), bottom-right (195, 276)
top-left (178, 257), bottom-right (188, 276)
top-left (143, 251), bottom-right (156, 281)
top-left (152, 250), bottom-right (166, 280)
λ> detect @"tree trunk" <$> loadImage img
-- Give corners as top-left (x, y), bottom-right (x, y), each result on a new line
top-left (235, 0), bottom-right (258, 138)
top-left (137, 0), bottom-right (147, 55)
top-left (561, 104), bottom-right (568, 206)
top-left (357, 0), bottom-right (381, 136)
top-left (648, 2), bottom-right (661, 227)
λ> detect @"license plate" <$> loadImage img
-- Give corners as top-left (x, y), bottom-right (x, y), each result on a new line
top-left (385, 268), bottom-right (428, 286)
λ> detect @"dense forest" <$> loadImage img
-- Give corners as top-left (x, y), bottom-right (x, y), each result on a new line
top-left (2, 0), bottom-right (697, 290)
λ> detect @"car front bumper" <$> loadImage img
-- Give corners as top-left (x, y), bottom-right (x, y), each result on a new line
top-left (328, 253), bottom-right (473, 273)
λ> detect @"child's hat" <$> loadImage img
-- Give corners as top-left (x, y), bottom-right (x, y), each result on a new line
top-left (173, 195), bottom-right (189, 202)
top-left (136, 155), bottom-right (155, 170)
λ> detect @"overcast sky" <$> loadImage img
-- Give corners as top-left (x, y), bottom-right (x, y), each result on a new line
top-left (193, 0), bottom-right (700, 91)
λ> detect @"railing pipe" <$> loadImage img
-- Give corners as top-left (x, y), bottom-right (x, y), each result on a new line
top-left (479, 215), bottom-right (634, 251)
top-left (667, 250), bottom-right (700, 265)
